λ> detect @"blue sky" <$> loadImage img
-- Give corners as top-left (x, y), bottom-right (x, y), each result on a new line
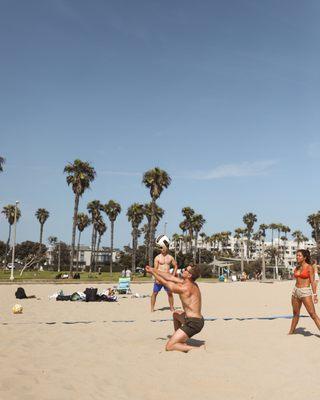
top-left (1, 0), bottom-right (320, 248)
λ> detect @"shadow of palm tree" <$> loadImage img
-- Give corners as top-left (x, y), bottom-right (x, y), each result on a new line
top-left (294, 327), bottom-right (320, 338)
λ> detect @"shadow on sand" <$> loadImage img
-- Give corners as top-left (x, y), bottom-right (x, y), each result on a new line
top-left (156, 335), bottom-right (206, 347)
top-left (294, 327), bottom-right (320, 338)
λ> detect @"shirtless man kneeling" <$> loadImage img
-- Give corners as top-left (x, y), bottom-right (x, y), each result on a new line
top-left (151, 246), bottom-right (177, 312)
top-left (146, 264), bottom-right (204, 352)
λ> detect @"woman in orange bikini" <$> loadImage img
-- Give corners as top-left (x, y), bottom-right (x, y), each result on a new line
top-left (289, 249), bottom-right (320, 334)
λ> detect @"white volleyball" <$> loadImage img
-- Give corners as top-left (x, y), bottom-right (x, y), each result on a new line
top-left (12, 304), bottom-right (23, 314)
top-left (155, 235), bottom-right (170, 248)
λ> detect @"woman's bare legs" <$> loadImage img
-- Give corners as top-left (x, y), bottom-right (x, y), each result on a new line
top-left (289, 296), bottom-right (302, 334)
top-left (302, 296), bottom-right (320, 330)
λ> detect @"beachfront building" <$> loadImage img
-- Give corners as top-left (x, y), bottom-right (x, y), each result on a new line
top-left (74, 245), bottom-right (121, 269)
top-left (172, 236), bottom-right (316, 267)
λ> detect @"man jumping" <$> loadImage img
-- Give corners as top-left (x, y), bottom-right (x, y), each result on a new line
top-left (146, 264), bottom-right (204, 352)
top-left (151, 245), bottom-right (177, 312)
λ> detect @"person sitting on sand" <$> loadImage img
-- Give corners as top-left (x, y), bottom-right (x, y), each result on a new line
top-left (289, 249), bottom-right (320, 334)
top-left (146, 264), bottom-right (204, 352)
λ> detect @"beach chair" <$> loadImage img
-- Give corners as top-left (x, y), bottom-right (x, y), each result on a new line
top-left (116, 278), bottom-right (132, 294)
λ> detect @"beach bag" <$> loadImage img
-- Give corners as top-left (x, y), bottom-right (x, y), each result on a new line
top-left (70, 292), bottom-right (81, 301)
top-left (84, 288), bottom-right (98, 302)
top-left (15, 287), bottom-right (27, 299)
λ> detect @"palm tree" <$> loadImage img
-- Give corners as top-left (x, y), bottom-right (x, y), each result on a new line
top-left (292, 230), bottom-right (308, 249)
top-left (182, 207), bottom-right (195, 253)
top-left (307, 212), bottom-right (320, 262)
top-left (142, 167), bottom-right (171, 266)
top-left (127, 203), bottom-right (144, 273)
top-left (192, 214), bottom-right (206, 263)
top-left (143, 202), bottom-right (165, 262)
top-left (269, 223), bottom-right (278, 248)
top-left (243, 212), bottom-right (257, 258)
top-left (64, 159), bottom-right (96, 275)
top-left (2, 204), bottom-right (21, 267)
top-left (87, 200), bottom-right (103, 273)
top-left (103, 200), bottom-right (121, 275)
top-left (172, 233), bottom-right (180, 259)
top-left (95, 220), bottom-right (107, 271)
top-left (76, 213), bottom-right (90, 271)
top-left (0, 156), bottom-right (5, 172)
top-left (179, 220), bottom-right (188, 253)
top-left (35, 208), bottom-right (50, 267)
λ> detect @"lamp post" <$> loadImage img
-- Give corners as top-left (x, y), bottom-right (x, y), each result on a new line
top-left (164, 222), bottom-right (167, 236)
top-left (10, 201), bottom-right (19, 281)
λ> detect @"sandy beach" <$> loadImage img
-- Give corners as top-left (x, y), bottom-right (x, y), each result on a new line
top-left (0, 280), bottom-right (319, 400)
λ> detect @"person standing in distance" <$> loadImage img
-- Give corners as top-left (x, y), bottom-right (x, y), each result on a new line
top-left (151, 237), bottom-right (177, 312)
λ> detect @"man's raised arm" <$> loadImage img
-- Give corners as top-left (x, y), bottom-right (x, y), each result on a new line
top-left (146, 266), bottom-right (184, 294)
top-left (147, 266), bottom-right (182, 283)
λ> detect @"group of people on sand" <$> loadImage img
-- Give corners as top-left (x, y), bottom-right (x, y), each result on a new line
top-left (145, 242), bottom-right (320, 352)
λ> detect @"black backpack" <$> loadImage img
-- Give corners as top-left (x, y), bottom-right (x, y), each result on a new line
top-left (84, 288), bottom-right (98, 302)
top-left (15, 287), bottom-right (27, 299)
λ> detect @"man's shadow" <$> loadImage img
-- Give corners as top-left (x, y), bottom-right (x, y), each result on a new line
top-left (294, 327), bottom-right (320, 338)
top-left (156, 336), bottom-right (206, 347)
top-left (156, 306), bottom-right (182, 312)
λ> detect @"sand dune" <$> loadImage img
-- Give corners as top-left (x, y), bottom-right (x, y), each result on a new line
top-left (0, 281), bottom-right (319, 400)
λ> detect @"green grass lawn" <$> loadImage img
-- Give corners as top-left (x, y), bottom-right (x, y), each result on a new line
top-left (0, 270), bottom-right (218, 283)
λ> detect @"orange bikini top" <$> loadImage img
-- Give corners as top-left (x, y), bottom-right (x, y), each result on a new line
top-left (294, 267), bottom-right (310, 279)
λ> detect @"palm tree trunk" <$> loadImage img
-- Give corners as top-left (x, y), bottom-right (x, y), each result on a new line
top-left (132, 227), bottom-right (137, 273)
top-left (110, 221), bottom-right (114, 275)
top-left (89, 225), bottom-right (95, 273)
top-left (76, 230), bottom-right (82, 272)
top-left (193, 232), bottom-right (198, 264)
top-left (96, 234), bottom-right (101, 272)
top-left (148, 200), bottom-right (156, 266)
top-left (37, 223), bottom-right (44, 269)
top-left (69, 193), bottom-right (80, 275)
top-left (93, 229), bottom-right (98, 273)
top-left (4, 224), bottom-right (12, 268)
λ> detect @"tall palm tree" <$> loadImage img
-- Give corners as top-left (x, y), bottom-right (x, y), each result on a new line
top-left (292, 230), bottom-right (308, 249)
top-left (179, 220), bottom-right (188, 253)
top-left (143, 202), bottom-right (165, 260)
top-left (269, 223), bottom-right (278, 248)
top-left (2, 204), bottom-right (21, 267)
top-left (95, 220), bottom-right (107, 271)
top-left (127, 203), bottom-right (144, 273)
top-left (64, 159), bottom-right (96, 275)
top-left (243, 212), bottom-right (257, 258)
top-left (142, 167), bottom-right (171, 266)
top-left (0, 156), bottom-right (5, 172)
top-left (35, 208), bottom-right (50, 267)
top-left (192, 214), bottom-right (206, 263)
top-left (87, 200), bottom-right (103, 273)
top-left (76, 213), bottom-right (91, 271)
top-left (182, 207), bottom-right (195, 253)
top-left (103, 200), bottom-right (121, 275)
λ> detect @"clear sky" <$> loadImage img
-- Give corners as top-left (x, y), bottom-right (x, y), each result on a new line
top-left (1, 0), bottom-right (320, 248)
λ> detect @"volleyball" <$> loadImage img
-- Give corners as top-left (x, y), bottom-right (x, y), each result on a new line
top-left (12, 304), bottom-right (23, 314)
top-left (155, 235), bottom-right (170, 248)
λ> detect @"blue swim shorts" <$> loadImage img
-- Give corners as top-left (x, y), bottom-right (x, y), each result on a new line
top-left (153, 283), bottom-right (170, 293)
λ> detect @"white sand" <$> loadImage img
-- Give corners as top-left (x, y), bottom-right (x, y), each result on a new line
top-left (0, 281), bottom-right (319, 400)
